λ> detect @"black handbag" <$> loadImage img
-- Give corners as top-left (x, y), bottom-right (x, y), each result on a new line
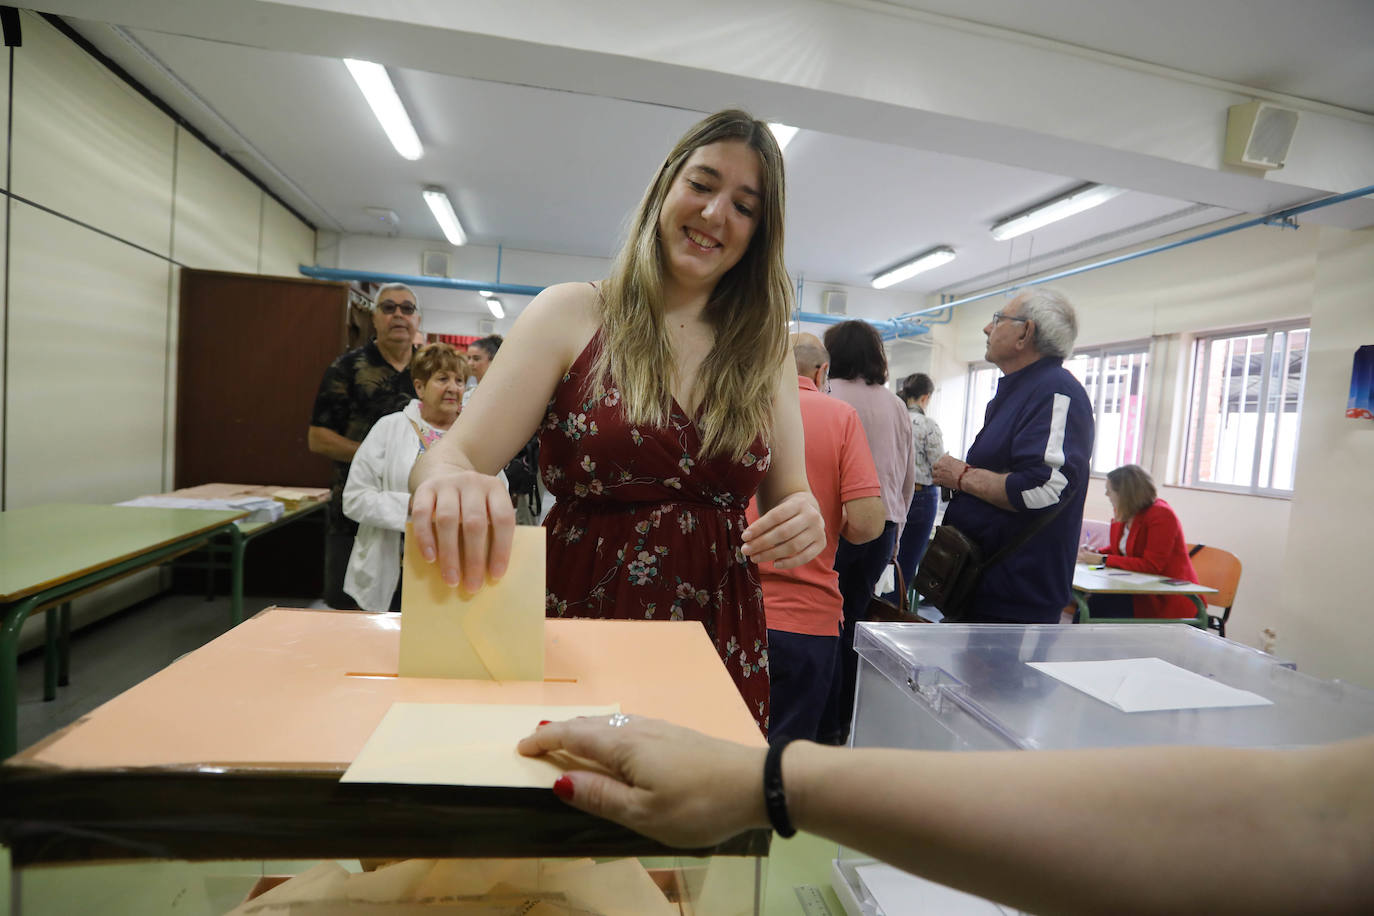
top-left (867, 560), bottom-right (932, 624)
top-left (913, 525), bottom-right (985, 621)
top-left (915, 490), bottom-right (1074, 622)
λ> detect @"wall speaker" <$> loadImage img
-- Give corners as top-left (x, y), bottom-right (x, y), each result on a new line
top-left (822, 289), bottom-right (848, 315)
top-left (477, 318), bottom-right (496, 335)
top-left (421, 250), bottom-right (450, 277)
top-left (1224, 101), bottom-right (1299, 170)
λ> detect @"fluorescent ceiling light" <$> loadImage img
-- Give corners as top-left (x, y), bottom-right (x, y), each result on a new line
top-left (768, 122), bottom-right (799, 151)
top-left (478, 290), bottom-right (495, 298)
top-left (990, 183), bottom-right (1125, 241)
top-left (422, 187), bottom-right (468, 246)
top-left (486, 297), bottom-right (504, 319)
top-left (871, 246), bottom-right (957, 290)
top-left (343, 58), bottom-right (423, 161)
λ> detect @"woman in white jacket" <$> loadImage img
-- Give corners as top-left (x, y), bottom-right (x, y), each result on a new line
top-left (344, 343), bottom-right (481, 611)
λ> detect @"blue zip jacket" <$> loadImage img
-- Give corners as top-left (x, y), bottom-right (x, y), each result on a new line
top-left (943, 357), bottom-right (1094, 622)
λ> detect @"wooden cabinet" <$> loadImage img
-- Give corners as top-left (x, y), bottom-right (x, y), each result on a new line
top-left (176, 269), bottom-right (348, 490)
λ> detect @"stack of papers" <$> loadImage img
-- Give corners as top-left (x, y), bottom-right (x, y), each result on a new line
top-left (116, 495), bottom-right (284, 524)
top-left (224, 856), bottom-right (681, 915)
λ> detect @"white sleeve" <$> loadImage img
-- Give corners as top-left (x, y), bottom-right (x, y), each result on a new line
top-left (342, 417), bottom-right (411, 532)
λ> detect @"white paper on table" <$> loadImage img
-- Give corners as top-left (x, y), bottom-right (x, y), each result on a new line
top-left (1101, 570), bottom-right (1170, 585)
top-left (341, 702), bottom-right (620, 787)
top-left (855, 863), bottom-right (1011, 915)
top-left (1028, 658), bottom-right (1273, 712)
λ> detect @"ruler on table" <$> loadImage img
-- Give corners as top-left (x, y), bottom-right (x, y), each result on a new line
top-left (794, 884), bottom-right (835, 915)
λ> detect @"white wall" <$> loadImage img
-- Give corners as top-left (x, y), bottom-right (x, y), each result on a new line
top-left (0, 14), bottom-right (316, 648)
top-left (925, 218), bottom-right (1374, 686)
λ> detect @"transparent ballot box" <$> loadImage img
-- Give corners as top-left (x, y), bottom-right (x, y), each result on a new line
top-left (0, 609), bottom-right (771, 915)
top-left (831, 623), bottom-right (1374, 915)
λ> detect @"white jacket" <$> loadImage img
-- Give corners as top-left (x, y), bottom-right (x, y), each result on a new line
top-left (343, 401), bottom-right (508, 611)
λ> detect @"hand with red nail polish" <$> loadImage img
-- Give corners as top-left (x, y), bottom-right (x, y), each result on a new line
top-left (517, 715), bottom-right (768, 848)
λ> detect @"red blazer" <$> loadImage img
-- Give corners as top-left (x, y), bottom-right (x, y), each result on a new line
top-left (1101, 499), bottom-right (1199, 618)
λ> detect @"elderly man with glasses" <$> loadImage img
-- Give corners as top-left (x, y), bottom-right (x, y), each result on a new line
top-left (930, 288), bottom-right (1094, 623)
top-left (308, 283), bottom-right (424, 608)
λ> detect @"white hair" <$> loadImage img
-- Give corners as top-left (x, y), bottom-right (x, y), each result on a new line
top-left (373, 282), bottom-right (419, 312)
top-left (1015, 287), bottom-right (1077, 359)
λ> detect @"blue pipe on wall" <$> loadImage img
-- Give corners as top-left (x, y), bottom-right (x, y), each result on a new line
top-left (298, 264), bottom-right (545, 298)
top-left (893, 182), bottom-right (1374, 321)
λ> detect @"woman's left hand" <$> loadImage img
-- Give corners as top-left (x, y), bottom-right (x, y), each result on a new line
top-left (742, 491), bottom-right (825, 569)
top-left (1078, 548), bottom-right (1105, 565)
top-left (517, 716), bottom-right (767, 848)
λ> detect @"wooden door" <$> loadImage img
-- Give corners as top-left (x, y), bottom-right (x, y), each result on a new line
top-left (176, 269), bottom-right (348, 489)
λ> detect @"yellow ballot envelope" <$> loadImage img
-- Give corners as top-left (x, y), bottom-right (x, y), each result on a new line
top-left (399, 523), bottom-right (545, 680)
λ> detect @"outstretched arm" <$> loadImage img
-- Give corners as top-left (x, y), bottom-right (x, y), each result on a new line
top-left (409, 282), bottom-right (597, 592)
top-left (519, 717), bottom-right (1374, 916)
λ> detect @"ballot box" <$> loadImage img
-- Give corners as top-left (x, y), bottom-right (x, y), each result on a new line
top-left (0, 608), bottom-right (770, 915)
top-left (831, 623), bottom-right (1374, 915)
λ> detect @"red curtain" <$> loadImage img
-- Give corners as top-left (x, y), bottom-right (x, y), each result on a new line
top-left (430, 333), bottom-right (479, 347)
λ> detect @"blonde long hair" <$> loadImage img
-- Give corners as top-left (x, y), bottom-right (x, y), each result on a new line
top-left (590, 110), bottom-right (793, 460)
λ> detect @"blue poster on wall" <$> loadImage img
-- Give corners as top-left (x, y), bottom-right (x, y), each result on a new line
top-left (1349, 345), bottom-right (1374, 420)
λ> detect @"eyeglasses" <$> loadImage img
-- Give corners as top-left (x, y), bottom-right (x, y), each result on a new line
top-left (378, 301), bottom-right (417, 315)
top-left (991, 311), bottom-right (1029, 326)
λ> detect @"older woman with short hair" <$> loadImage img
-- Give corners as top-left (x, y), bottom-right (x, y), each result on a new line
top-left (344, 344), bottom-right (496, 611)
top-left (1077, 464), bottom-right (1198, 618)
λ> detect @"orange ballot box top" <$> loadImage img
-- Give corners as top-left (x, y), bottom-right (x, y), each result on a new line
top-left (3, 608), bottom-right (770, 865)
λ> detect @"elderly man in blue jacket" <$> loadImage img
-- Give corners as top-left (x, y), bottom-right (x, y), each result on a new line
top-left (932, 288), bottom-right (1094, 623)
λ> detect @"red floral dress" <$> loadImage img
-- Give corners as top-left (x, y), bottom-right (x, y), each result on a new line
top-left (540, 331), bottom-right (772, 732)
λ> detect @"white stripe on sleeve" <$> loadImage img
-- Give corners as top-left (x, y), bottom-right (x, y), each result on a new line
top-left (1020, 393), bottom-right (1070, 510)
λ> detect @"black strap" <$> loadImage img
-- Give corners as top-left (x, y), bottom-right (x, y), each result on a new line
top-left (1188, 543), bottom-right (1205, 557)
top-left (977, 486), bottom-right (1076, 574)
top-left (763, 737), bottom-right (797, 838)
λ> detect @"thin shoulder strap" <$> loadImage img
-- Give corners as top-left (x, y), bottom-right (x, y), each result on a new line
top-left (980, 489), bottom-right (1075, 572)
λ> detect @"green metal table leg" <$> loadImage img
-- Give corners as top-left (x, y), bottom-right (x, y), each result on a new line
top-left (2, 595), bottom-right (42, 758)
top-left (1072, 589), bottom-right (1090, 622)
top-left (230, 524), bottom-right (246, 625)
top-left (58, 602), bottom-right (71, 687)
top-left (43, 608), bottom-right (59, 702)
top-left (206, 536), bottom-right (218, 601)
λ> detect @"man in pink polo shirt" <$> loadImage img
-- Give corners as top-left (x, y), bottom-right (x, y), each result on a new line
top-left (747, 334), bottom-right (884, 743)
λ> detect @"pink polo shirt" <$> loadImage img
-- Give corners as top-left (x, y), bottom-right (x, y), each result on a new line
top-left (746, 377), bottom-right (881, 636)
top-left (827, 377), bottom-right (916, 533)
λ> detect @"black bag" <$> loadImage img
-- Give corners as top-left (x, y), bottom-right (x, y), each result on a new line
top-left (913, 525), bottom-right (984, 622)
top-left (867, 560), bottom-right (932, 624)
top-left (503, 435), bottom-right (542, 513)
top-left (914, 488), bottom-right (1076, 623)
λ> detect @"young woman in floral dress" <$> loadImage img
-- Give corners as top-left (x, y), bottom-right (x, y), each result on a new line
top-left (410, 111), bottom-right (824, 733)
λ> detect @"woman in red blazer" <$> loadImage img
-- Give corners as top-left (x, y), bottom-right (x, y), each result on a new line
top-left (1077, 465), bottom-right (1199, 618)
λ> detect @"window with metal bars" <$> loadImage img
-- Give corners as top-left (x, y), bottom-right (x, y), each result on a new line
top-left (1183, 323), bottom-right (1308, 494)
top-left (958, 344), bottom-right (1150, 474)
top-left (1065, 344), bottom-right (1150, 473)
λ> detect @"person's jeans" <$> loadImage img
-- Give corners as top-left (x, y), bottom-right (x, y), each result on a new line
top-left (767, 629), bottom-right (840, 744)
top-left (885, 484), bottom-right (939, 604)
top-left (818, 521), bottom-right (897, 745)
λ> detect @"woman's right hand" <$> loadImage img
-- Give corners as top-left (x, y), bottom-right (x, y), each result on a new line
top-left (410, 468), bottom-right (516, 593)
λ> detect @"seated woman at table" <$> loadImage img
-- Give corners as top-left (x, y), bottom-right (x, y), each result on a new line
top-left (1076, 464), bottom-right (1198, 618)
top-left (343, 344), bottom-right (496, 611)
